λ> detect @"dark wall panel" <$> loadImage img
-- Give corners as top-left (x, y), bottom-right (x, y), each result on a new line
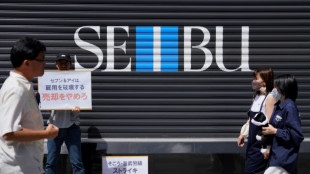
top-left (0, 1), bottom-right (309, 141)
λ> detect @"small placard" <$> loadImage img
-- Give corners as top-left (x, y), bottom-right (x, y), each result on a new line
top-left (38, 70), bottom-right (92, 110)
top-left (102, 156), bottom-right (148, 174)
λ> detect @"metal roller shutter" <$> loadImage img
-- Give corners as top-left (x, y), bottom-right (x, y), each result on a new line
top-left (0, 0), bottom-right (309, 145)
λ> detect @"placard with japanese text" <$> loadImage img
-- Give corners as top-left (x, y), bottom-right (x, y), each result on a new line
top-left (102, 156), bottom-right (148, 174)
top-left (38, 71), bottom-right (92, 110)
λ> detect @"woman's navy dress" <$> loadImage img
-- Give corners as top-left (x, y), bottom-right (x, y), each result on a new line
top-left (245, 110), bottom-right (268, 174)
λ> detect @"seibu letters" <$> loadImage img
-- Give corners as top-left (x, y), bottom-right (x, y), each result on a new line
top-left (74, 26), bottom-right (251, 72)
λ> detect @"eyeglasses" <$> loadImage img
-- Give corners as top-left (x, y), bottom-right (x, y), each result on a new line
top-left (32, 59), bottom-right (45, 62)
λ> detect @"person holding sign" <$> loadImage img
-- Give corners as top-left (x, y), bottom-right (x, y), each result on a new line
top-left (0, 37), bottom-right (59, 174)
top-left (45, 53), bottom-right (85, 174)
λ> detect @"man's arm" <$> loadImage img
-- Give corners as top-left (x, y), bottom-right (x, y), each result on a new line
top-left (3, 124), bottom-right (59, 142)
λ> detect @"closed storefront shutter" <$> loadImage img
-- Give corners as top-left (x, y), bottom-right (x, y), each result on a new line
top-left (0, 1), bottom-right (309, 148)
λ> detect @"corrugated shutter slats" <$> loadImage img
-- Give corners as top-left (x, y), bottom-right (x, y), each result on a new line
top-left (1, 1), bottom-right (310, 139)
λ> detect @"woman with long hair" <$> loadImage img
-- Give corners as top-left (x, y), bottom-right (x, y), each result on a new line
top-left (238, 68), bottom-right (277, 174)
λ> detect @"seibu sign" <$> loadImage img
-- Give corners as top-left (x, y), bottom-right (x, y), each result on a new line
top-left (74, 26), bottom-right (251, 72)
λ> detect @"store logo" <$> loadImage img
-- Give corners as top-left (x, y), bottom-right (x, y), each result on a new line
top-left (74, 26), bottom-right (251, 72)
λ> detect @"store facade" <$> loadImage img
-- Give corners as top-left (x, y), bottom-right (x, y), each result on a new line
top-left (1, 1), bottom-right (310, 173)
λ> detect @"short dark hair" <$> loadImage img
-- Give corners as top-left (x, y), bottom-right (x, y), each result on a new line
top-left (274, 74), bottom-right (298, 101)
top-left (10, 37), bottom-right (46, 68)
top-left (253, 67), bottom-right (274, 94)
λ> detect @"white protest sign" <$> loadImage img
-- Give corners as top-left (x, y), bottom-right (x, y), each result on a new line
top-left (38, 71), bottom-right (92, 110)
top-left (102, 156), bottom-right (148, 174)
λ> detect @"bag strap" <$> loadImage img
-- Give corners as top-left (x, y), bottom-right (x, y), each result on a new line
top-left (259, 95), bottom-right (268, 112)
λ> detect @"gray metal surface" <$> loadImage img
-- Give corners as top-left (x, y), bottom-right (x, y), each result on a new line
top-left (0, 1), bottom-right (310, 153)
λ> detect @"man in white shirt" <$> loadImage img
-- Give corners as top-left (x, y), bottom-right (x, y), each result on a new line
top-left (0, 37), bottom-right (59, 174)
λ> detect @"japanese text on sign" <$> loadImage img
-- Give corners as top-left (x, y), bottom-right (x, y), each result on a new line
top-left (38, 71), bottom-right (92, 110)
top-left (102, 156), bottom-right (148, 174)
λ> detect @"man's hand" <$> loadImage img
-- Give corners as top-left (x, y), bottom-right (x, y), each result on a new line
top-left (72, 106), bottom-right (80, 113)
top-left (45, 124), bottom-right (59, 139)
top-left (237, 134), bottom-right (245, 147)
top-left (262, 124), bottom-right (277, 135)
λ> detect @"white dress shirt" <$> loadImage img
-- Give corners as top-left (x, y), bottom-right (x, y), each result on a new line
top-left (0, 71), bottom-right (44, 174)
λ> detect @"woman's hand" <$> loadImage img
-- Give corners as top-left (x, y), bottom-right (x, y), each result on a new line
top-left (262, 124), bottom-right (277, 135)
top-left (263, 149), bottom-right (270, 160)
top-left (237, 134), bottom-right (245, 147)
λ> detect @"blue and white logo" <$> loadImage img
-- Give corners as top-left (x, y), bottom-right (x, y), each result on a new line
top-left (136, 26), bottom-right (179, 71)
top-left (74, 26), bottom-right (251, 72)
